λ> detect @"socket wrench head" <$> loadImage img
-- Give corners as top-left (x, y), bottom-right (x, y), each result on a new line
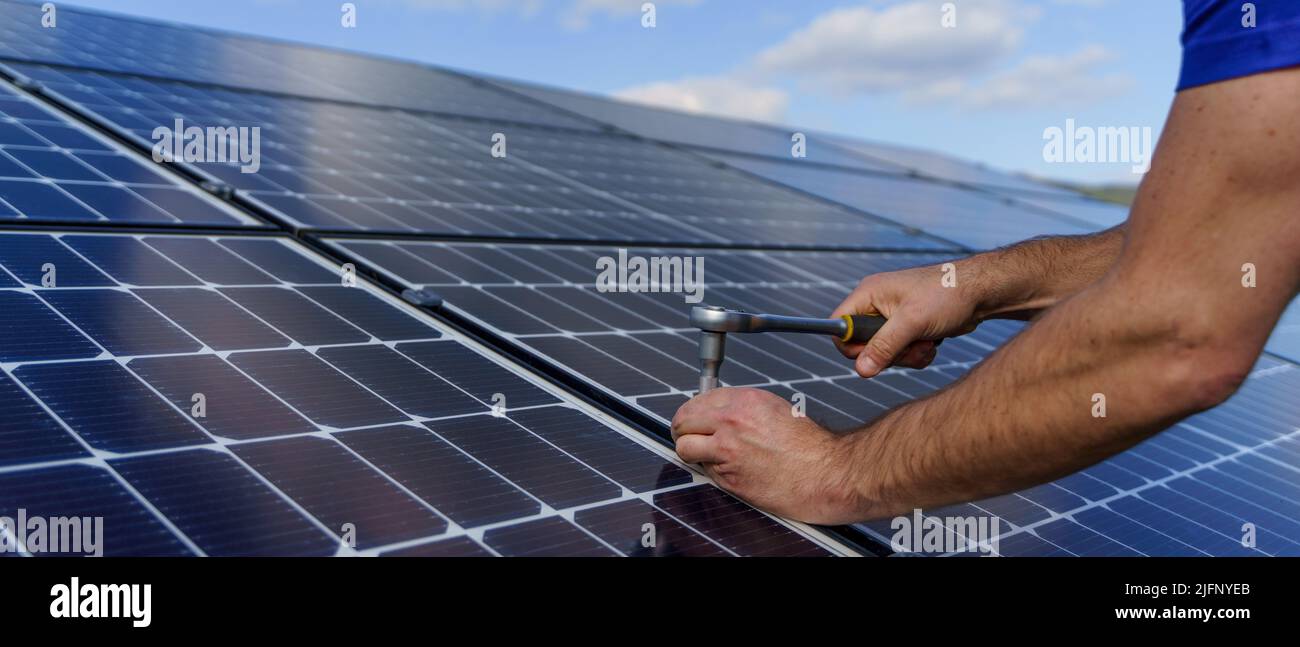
top-left (697, 330), bottom-right (726, 395)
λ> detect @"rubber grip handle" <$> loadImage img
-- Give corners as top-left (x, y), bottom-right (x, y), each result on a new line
top-left (841, 314), bottom-right (886, 344)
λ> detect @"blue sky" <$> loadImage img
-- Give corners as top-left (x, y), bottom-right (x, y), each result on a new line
top-left (72, 0), bottom-right (1185, 185)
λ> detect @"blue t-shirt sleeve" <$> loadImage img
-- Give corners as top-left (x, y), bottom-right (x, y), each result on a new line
top-left (1179, 0), bottom-right (1300, 90)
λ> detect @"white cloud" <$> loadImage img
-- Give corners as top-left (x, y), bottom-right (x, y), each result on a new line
top-left (753, 0), bottom-right (1033, 94)
top-left (906, 45), bottom-right (1133, 109)
top-left (613, 76), bottom-right (789, 123)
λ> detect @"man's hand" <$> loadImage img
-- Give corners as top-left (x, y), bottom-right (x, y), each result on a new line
top-left (833, 226), bottom-right (1127, 378)
top-left (831, 263), bottom-right (983, 378)
top-left (671, 387), bottom-right (863, 525)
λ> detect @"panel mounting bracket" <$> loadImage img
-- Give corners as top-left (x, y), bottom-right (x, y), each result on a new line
top-left (401, 288), bottom-right (444, 308)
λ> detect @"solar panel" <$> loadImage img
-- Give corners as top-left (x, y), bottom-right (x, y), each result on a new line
top-left (0, 0), bottom-right (597, 130)
top-left (710, 152), bottom-right (1096, 249)
top-left (0, 230), bottom-right (854, 556)
top-left (8, 63), bottom-right (953, 251)
top-left (331, 236), bottom-right (1300, 556)
top-left (0, 76), bottom-right (261, 227)
top-left (1011, 194), bottom-right (1131, 229)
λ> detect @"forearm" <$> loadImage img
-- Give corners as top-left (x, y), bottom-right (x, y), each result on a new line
top-left (962, 225), bottom-right (1125, 321)
top-left (835, 270), bottom-right (1228, 520)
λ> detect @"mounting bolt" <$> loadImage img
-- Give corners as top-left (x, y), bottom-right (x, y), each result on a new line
top-left (13, 77), bottom-right (43, 92)
top-left (200, 182), bottom-right (235, 200)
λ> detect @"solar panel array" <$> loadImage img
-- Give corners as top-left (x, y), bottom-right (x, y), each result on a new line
top-left (0, 230), bottom-right (850, 556)
top-left (5, 63), bottom-right (950, 250)
top-left (0, 0), bottom-right (1296, 557)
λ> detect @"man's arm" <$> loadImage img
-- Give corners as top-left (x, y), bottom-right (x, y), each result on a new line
top-left (673, 67), bottom-right (1300, 524)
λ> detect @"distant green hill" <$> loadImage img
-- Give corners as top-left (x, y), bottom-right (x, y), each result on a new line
top-left (1038, 180), bottom-right (1139, 206)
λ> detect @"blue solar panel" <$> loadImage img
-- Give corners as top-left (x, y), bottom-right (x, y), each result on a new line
top-left (0, 76), bottom-right (262, 227)
top-left (0, 231), bottom-right (852, 556)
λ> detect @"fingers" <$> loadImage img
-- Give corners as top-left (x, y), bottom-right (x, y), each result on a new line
top-left (670, 390), bottom-right (722, 441)
top-left (674, 433), bottom-right (721, 464)
top-left (855, 316), bottom-right (926, 378)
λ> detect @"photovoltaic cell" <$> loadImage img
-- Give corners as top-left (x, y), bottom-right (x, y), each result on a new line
top-left (59, 235), bottom-right (201, 286)
top-left (0, 464), bottom-right (191, 556)
top-left (219, 287), bottom-right (370, 346)
top-left (0, 291), bottom-right (101, 361)
top-left (427, 416), bottom-right (622, 509)
top-left (110, 449), bottom-right (338, 557)
top-left (230, 436), bottom-right (449, 549)
top-left (336, 424), bottom-right (541, 528)
top-left (296, 286), bottom-right (438, 341)
top-left (0, 372), bottom-right (87, 466)
top-left (13, 359), bottom-right (210, 452)
top-left (654, 486), bottom-right (832, 557)
top-left (509, 407), bottom-right (694, 492)
top-left (396, 341), bottom-right (559, 408)
top-left (574, 499), bottom-right (730, 557)
top-left (0, 233), bottom-right (113, 286)
top-left (381, 536), bottom-right (494, 557)
top-left (216, 239), bottom-right (339, 284)
top-left (134, 288), bottom-right (291, 351)
top-left (315, 344), bottom-right (485, 419)
top-left (143, 237), bottom-right (278, 285)
top-left (126, 354), bottom-right (315, 440)
top-left (39, 289), bottom-right (202, 356)
top-left (229, 349), bottom-right (408, 429)
top-left (482, 516), bottom-right (616, 557)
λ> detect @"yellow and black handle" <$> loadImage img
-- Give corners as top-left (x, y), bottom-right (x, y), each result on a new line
top-left (839, 314), bottom-right (886, 344)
